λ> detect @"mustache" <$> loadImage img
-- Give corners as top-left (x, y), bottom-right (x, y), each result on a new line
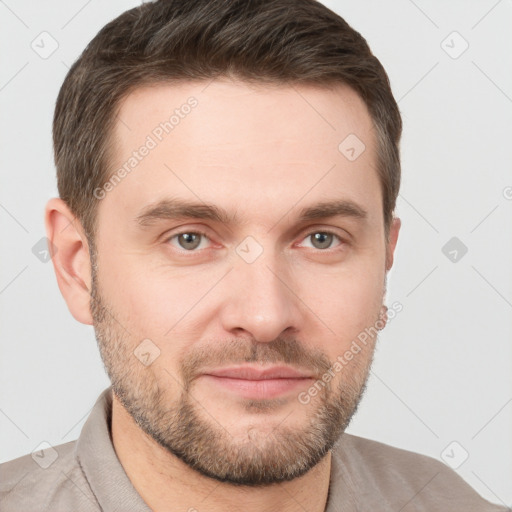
top-left (180, 337), bottom-right (333, 384)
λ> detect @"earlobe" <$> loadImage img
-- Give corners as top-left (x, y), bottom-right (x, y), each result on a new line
top-left (45, 198), bottom-right (94, 325)
top-left (385, 216), bottom-right (401, 271)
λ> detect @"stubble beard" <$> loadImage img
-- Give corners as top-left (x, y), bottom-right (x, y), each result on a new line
top-left (90, 261), bottom-right (376, 487)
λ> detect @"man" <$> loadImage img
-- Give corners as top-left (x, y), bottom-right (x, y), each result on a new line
top-left (0, 0), bottom-right (507, 510)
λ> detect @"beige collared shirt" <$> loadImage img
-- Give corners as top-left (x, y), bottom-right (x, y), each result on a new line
top-left (0, 387), bottom-right (508, 511)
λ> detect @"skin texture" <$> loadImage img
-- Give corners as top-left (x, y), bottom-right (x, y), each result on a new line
top-left (46, 79), bottom-right (400, 512)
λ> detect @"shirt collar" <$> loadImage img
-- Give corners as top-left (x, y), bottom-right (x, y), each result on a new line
top-left (74, 387), bottom-right (152, 512)
top-left (325, 439), bottom-right (360, 512)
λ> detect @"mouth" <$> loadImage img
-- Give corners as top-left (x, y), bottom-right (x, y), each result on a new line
top-left (199, 365), bottom-right (314, 400)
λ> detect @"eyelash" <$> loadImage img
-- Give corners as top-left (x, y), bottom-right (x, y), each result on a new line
top-left (165, 229), bottom-right (346, 254)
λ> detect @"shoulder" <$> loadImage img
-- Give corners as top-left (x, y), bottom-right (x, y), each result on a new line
top-left (332, 433), bottom-right (509, 511)
top-left (0, 441), bottom-right (99, 512)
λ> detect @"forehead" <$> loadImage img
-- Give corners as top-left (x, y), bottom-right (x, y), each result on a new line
top-left (101, 79), bottom-right (381, 230)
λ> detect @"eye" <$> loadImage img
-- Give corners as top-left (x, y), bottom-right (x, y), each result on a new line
top-left (165, 228), bottom-right (345, 254)
top-left (299, 230), bottom-right (344, 250)
top-left (167, 231), bottom-right (211, 251)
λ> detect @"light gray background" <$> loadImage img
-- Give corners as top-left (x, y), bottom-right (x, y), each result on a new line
top-left (1, 0), bottom-right (511, 506)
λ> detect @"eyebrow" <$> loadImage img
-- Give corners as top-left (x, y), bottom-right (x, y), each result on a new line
top-left (135, 198), bottom-right (368, 228)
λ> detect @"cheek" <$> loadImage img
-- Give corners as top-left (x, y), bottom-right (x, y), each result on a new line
top-left (95, 254), bottom-right (174, 336)
top-left (96, 233), bottom-right (386, 350)
top-left (297, 259), bottom-right (385, 333)
top-left (111, 263), bottom-right (221, 344)
top-left (125, 278), bottom-right (183, 335)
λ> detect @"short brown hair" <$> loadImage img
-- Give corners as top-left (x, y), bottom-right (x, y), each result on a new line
top-left (53, 0), bottom-right (401, 244)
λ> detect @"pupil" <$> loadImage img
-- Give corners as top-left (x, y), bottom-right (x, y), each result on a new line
top-left (313, 233), bottom-right (331, 249)
top-left (180, 233), bottom-right (200, 250)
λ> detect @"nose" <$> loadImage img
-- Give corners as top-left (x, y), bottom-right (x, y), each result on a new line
top-left (218, 247), bottom-right (303, 343)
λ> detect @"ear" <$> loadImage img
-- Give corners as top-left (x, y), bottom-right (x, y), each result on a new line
top-left (385, 216), bottom-right (401, 271)
top-left (45, 198), bottom-right (93, 325)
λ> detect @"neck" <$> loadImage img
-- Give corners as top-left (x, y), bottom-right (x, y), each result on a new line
top-left (111, 395), bottom-right (332, 512)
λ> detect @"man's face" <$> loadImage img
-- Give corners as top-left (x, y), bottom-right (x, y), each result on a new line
top-left (90, 80), bottom-right (395, 485)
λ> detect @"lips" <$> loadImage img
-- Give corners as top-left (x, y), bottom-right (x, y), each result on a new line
top-left (199, 365), bottom-right (314, 400)
top-left (202, 365), bottom-right (312, 380)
